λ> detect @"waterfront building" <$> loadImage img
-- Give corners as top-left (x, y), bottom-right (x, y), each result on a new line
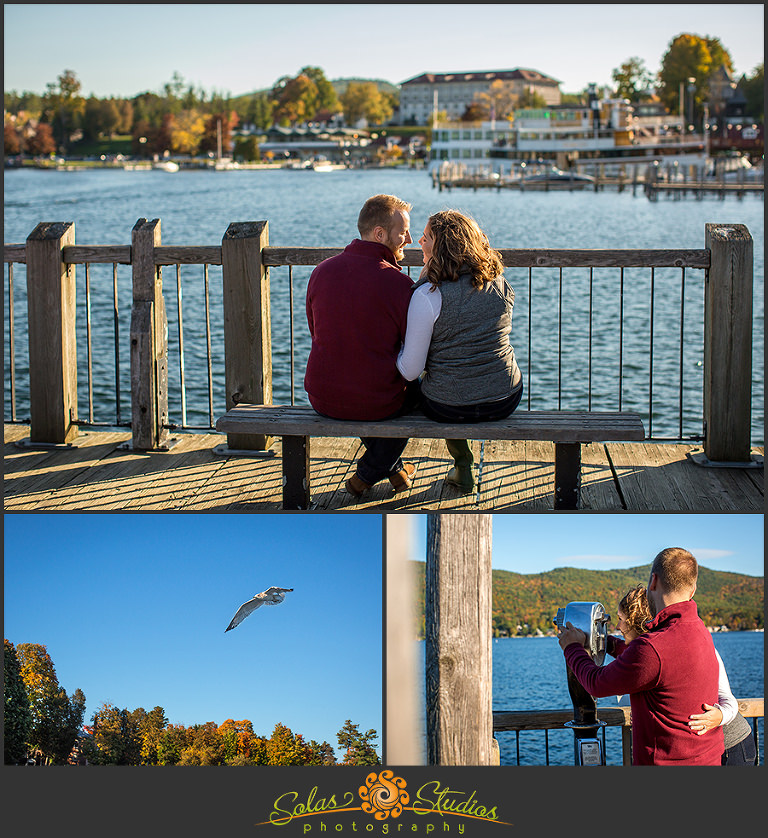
top-left (398, 68), bottom-right (561, 125)
top-left (429, 91), bottom-right (708, 174)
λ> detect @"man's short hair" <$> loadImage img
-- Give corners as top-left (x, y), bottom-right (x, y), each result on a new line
top-left (651, 547), bottom-right (698, 594)
top-left (358, 194), bottom-right (412, 237)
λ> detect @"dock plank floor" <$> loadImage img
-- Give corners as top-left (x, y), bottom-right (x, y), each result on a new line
top-left (4, 425), bottom-right (763, 512)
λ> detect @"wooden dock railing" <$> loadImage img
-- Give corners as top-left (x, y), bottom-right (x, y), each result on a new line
top-left (3, 220), bottom-right (756, 464)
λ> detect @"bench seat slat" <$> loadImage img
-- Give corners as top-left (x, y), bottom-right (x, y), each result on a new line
top-left (215, 405), bottom-right (645, 443)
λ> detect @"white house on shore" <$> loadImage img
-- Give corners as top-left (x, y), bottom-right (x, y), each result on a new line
top-left (398, 68), bottom-right (561, 124)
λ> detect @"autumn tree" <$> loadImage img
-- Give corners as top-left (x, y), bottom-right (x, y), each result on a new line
top-left (169, 109), bottom-right (206, 155)
top-left (199, 110), bottom-right (239, 156)
top-left (41, 69), bottom-right (85, 153)
top-left (340, 82), bottom-right (392, 126)
top-left (272, 74), bottom-right (320, 125)
top-left (337, 720), bottom-right (380, 766)
top-left (658, 34), bottom-right (734, 125)
top-left (474, 80), bottom-right (518, 121)
top-left (157, 723), bottom-right (190, 765)
top-left (306, 739), bottom-right (337, 766)
top-left (612, 57), bottom-right (655, 101)
top-left (16, 643), bottom-right (85, 764)
top-left (234, 135), bottom-right (260, 162)
top-left (266, 723), bottom-right (312, 765)
top-left (4, 639), bottom-right (32, 764)
top-left (218, 718), bottom-right (258, 763)
top-left (90, 702), bottom-right (131, 764)
top-left (460, 102), bottom-right (489, 122)
top-left (301, 66), bottom-right (341, 115)
top-left (741, 63), bottom-right (764, 122)
top-left (4, 121), bottom-right (22, 155)
top-left (26, 122), bottom-right (57, 156)
top-left (139, 706), bottom-right (168, 765)
top-left (241, 92), bottom-right (274, 130)
top-left (178, 721), bottom-right (226, 765)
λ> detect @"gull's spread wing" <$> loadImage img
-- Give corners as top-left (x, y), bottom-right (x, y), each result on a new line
top-left (224, 595), bottom-right (265, 632)
top-left (225, 587), bottom-right (294, 631)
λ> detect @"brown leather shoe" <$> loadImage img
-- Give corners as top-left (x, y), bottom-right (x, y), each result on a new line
top-left (345, 472), bottom-right (371, 497)
top-left (389, 462), bottom-right (417, 493)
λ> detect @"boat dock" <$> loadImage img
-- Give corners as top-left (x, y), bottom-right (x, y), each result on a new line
top-left (433, 166), bottom-right (765, 198)
top-left (5, 423), bottom-right (763, 511)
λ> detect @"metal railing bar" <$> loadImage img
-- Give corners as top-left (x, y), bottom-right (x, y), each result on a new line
top-left (7, 262), bottom-right (17, 422)
top-left (649, 267), bottom-right (656, 438)
top-left (588, 267), bottom-right (594, 411)
top-left (204, 264), bottom-right (214, 427)
top-left (289, 265), bottom-right (296, 405)
top-left (679, 267), bottom-right (686, 440)
top-left (175, 265), bottom-right (187, 427)
top-left (619, 268), bottom-right (625, 411)
top-left (84, 263), bottom-right (94, 424)
top-left (526, 267), bottom-right (532, 410)
top-left (557, 267), bottom-right (563, 411)
top-left (112, 264), bottom-right (122, 426)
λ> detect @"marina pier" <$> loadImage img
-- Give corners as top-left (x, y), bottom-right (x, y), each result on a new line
top-left (4, 219), bottom-right (763, 511)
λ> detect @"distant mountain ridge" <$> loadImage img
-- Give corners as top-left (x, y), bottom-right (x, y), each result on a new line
top-left (412, 562), bottom-right (764, 637)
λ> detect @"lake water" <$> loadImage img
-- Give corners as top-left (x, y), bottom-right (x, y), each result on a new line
top-left (3, 167), bottom-right (764, 441)
top-left (418, 631), bottom-right (763, 766)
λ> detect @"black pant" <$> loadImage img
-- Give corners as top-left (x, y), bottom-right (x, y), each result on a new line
top-left (316, 382), bottom-right (420, 486)
top-left (421, 380), bottom-right (524, 423)
top-left (356, 381), bottom-right (422, 484)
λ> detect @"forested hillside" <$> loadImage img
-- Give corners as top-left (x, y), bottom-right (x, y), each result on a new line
top-left (413, 563), bottom-right (764, 637)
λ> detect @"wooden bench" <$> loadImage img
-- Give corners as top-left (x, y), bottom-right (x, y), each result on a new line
top-left (215, 404), bottom-right (645, 510)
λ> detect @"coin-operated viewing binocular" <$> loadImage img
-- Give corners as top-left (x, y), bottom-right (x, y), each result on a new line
top-left (553, 602), bottom-right (611, 766)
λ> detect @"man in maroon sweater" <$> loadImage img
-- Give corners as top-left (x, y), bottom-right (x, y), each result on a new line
top-left (558, 547), bottom-right (723, 765)
top-left (304, 194), bottom-right (417, 496)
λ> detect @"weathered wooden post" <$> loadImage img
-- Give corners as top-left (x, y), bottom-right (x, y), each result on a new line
top-left (426, 513), bottom-right (497, 765)
top-left (699, 223), bottom-right (756, 465)
top-left (220, 221), bottom-right (273, 453)
top-left (385, 515), bottom-right (422, 765)
top-left (25, 222), bottom-right (78, 445)
top-left (130, 218), bottom-right (169, 450)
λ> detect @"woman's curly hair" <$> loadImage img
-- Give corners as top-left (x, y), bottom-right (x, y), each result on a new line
top-left (619, 584), bottom-right (652, 636)
top-left (424, 210), bottom-right (505, 290)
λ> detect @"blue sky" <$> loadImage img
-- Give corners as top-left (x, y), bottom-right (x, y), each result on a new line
top-left (3, 4), bottom-right (764, 98)
top-left (3, 513), bottom-right (382, 758)
top-left (410, 513), bottom-right (764, 577)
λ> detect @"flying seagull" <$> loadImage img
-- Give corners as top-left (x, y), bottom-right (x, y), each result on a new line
top-left (225, 586), bottom-right (294, 632)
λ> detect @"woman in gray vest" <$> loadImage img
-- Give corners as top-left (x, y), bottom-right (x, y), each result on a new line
top-left (397, 210), bottom-right (523, 493)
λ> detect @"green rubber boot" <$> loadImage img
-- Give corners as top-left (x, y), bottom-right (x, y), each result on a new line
top-left (445, 438), bottom-right (475, 494)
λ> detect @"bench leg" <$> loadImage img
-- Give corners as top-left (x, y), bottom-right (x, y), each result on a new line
top-left (282, 435), bottom-right (311, 509)
top-left (554, 443), bottom-right (581, 510)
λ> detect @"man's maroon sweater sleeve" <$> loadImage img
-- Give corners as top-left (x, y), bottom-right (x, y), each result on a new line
top-left (563, 637), bottom-right (661, 698)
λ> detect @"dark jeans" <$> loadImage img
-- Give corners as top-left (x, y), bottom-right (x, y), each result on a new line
top-left (357, 381), bottom-right (422, 484)
top-left (722, 732), bottom-right (758, 765)
top-left (316, 382), bottom-right (421, 486)
top-left (421, 380), bottom-right (524, 423)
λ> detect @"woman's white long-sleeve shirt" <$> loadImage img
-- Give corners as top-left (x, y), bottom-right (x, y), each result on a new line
top-left (714, 649), bottom-right (739, 726)
top-left (396, 282), bottom-right (442, 381)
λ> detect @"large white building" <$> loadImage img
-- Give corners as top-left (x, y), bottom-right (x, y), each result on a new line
top-left (398, 68), bottom-right (561, 124)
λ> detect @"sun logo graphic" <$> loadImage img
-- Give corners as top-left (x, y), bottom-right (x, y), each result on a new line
top-left (358, 770), bottom-right (409, 820)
